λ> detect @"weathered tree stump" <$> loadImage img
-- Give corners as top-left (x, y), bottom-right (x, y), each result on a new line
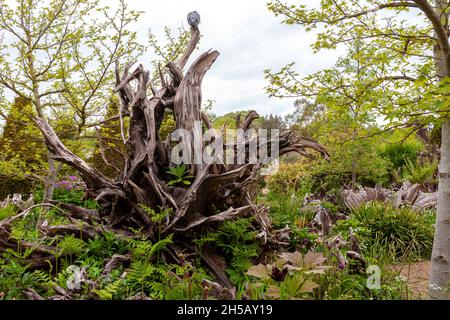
top-left (1, 25), bottom-right (328, 280)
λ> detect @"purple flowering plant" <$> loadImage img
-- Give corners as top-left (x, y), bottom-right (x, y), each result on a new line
top-left (55, 176), bottom-right (79, 190)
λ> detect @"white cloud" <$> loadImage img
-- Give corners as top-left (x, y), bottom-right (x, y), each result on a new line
top-left (127, 0), bottom-right (344, 117)
top-left (6, 0), bottom-right (421, 118)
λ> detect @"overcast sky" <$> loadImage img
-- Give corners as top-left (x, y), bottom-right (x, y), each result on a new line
top-left (128, 0), bottom-right (346, 117)
top-left (0, 0), bottom-right (427, 120)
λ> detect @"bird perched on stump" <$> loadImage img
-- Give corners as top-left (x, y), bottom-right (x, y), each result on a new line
top-left (187, 11), bottom-right (200, 31)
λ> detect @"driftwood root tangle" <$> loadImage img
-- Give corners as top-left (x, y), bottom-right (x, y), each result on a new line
top-left (1, 25), bottom-right (328, 289)
top-left (32, 25), bottom-right (327, 238)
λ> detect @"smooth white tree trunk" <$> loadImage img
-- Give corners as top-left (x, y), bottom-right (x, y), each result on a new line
top-left (429, 120), bottom-right (450, 299)
top-left (429, 0), bottom-right (450, 300)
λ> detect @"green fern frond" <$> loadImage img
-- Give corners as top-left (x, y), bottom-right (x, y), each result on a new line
top-left (148, 235), bottom-right (173, 260)
top-left (92, 279), bottom-right (122, 300)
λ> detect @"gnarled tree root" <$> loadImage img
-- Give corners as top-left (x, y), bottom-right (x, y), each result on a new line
top-left (1, 25), bottom-right (328, 296)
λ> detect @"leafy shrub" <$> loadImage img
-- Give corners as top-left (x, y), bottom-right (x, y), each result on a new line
top-left (166, 164), bottom-right (194, 186)
top-left (317, 267), bottom-right (408, 300)
top-left (34, 184), bottom-right (98, 209)
top-left (0, 205), bottom-right (16, 221)
top-left (379, 141), bottom-right (422, 171)
top-left (309, 133), bottom-right (392, 192)
top-left (308, 154), bottom-right (390, 192)
top-left (0, 172), bottom-right (35, 200)
top-left (269, 138), bottom-right (392, 196)
top-left (0, 97), bottom-right (47, 185)
top-left (267, 162), bottom-right (312, 196)
top-left (403, 158), bottom-right (438, 188)
top-left (267, 190), bottom-right (308, 228)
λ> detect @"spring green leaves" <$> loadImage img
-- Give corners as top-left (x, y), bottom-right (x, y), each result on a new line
top-left (166, 165), bottom-right (194, 186)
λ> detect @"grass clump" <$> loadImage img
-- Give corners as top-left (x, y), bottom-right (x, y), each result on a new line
top-left (335, 202), bottom-right (434, 263)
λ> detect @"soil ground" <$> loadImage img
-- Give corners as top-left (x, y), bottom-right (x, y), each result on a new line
top-left (392, 261), bottom-right (430, 299)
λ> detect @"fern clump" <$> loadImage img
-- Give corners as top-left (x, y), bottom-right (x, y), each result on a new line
top-left (57, 235), bottom-right (87, 257)
top-left (195, 217), bottom-right (261, 286)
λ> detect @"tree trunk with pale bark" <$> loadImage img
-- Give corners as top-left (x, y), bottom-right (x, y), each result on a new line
top-left (429, 0), bottom-right (450, 300)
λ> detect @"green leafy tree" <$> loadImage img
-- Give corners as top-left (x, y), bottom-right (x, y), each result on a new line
top-left (266, 0), bottom-right (450, 298)
top-left (0, 97), bottom-right (46, 197)
top-left (259, 114), bottom-right (288, 132)
top-left (0, 0), bottom-right (144, 203)
top-left (274, 41), bottom-right (390, 189)
top-left (212, 111), bottom-right (253, 129)
top-left (0, 97), bottom-right (45, 173)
